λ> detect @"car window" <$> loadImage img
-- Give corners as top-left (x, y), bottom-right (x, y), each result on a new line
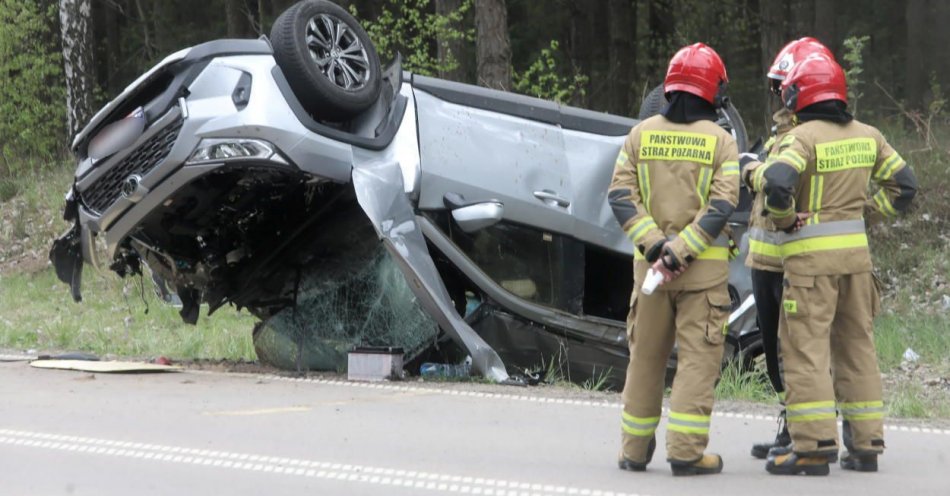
top-left (449, 222), bottom-right (584, 314)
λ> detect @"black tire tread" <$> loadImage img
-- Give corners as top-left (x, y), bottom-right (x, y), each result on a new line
top-left (637, 84), bottom-right (667, 120)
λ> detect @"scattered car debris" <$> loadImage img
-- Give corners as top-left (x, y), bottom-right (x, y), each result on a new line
top-left (30, 359), bottom-right (182, 373)
top-left (347, 346), bottom-right (404, 382)
top-left (36, 351), bottom-right (100, 361)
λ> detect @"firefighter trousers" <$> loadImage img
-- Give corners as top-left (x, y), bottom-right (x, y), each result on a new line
top-left (779, 271), bottom-right (885, 457)
top-left (621, 282), bottom-right (730, 463)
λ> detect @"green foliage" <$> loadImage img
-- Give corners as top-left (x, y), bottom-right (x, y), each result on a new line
top-left (927, 73), bottom-right (946, 119)
top-left (0, 177), bottom-right (18, 202)
top-left (582, 367), bottom-right (614, 392)
top-left (0, 0), bottom-right (66, 174)
top-left (351, 0), bottom-right (473, 77)
top-left (512, 41), bottom-right (588, 104)
top-left (714, 361), bottom-right (774, 402)
top-left (842, 35), bottom-right (870, 116)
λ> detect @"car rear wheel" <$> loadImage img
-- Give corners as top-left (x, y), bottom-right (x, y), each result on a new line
top-left (271, 0), bottom-right (382, 121)
top-left (638, 84), bottom-right (749, 153)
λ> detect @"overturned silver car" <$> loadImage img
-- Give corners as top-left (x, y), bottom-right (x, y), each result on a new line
top-left (51, 0), bottom-right (759, 386)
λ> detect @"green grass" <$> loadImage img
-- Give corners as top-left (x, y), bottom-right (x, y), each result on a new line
top-left (886, 378), bottom-right (950, 419)
top-left (715, 362), bottom-right (775, 402)
top-left (875, 314), bottom-right (950, 372)
top-left (0, 268), bottom-right (256, 361)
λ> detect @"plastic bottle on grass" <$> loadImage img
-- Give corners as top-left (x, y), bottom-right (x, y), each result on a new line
top-left (420, 359), bottom-right (471, 378)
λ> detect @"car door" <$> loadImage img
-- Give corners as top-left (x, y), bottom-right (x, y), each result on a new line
top-left (412, 82), bottom-right (576, 236)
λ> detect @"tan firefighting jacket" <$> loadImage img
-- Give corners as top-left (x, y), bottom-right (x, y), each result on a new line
top-left (608, 114), bottom-right (740, 291)
top-left (742, 108), bottom-right (795, 272)
top-left (761, 119), bottom-right (917, 276)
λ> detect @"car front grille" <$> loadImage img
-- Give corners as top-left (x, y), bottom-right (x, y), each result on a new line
top-left (81, 116), bottom-right (184, 214)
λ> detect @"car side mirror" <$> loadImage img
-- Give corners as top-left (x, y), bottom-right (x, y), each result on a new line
top-left (443, 193), bottom-right (504, 233)
top-left (451, 202), bottom-right (504, 233)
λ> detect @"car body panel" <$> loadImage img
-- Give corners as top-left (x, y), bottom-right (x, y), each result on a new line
top-left (414, 89), bottom-right (576, 236)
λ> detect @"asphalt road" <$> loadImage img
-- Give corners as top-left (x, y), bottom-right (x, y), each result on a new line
top-left (2, 360), bottom-right (949, 496)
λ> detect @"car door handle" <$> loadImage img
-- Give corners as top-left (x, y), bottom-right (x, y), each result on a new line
top-left (533, 190), bottom-right (570, 208)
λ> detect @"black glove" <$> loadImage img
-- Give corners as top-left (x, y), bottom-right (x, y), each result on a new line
top-left (661, 246), bottom-right (684, 270)
top-left (644, 240), bottom-right (665, 263)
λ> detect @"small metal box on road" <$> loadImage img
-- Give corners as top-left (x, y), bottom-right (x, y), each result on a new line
top-left (347, 347), bottom-right (404, 381)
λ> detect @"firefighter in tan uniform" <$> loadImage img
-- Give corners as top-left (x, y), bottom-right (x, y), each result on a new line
top-left (759, 54), bottom-right (918, 475)
top-left (741, 38), bottom-right (837, 459)
top-left (608, 43), bottom-right (739, 476)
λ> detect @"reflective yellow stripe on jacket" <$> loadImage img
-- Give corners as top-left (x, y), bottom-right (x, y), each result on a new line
top-left (627, 216), bottom-right (659, 244)
top-left (634, 235), bottom-right (730, 261)
top-left (778, 220), bottom-right (868, 257)
top-left (637, 162), bottom-right (652, 213)
top-left (806, 175), bottom-right (824, 225)
top-left (748, 227), bottom-right (782, 259)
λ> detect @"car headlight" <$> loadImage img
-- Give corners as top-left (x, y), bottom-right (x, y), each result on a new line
top-left (186, 138), bottom-right (287, 165)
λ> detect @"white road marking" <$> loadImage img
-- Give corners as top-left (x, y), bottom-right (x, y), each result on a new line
top-left (0, 428), bottom-right (649, 496)
top-left (246, 374), bottom-right (950, 435)
top-left (204, 405), bottom-right (312, 416)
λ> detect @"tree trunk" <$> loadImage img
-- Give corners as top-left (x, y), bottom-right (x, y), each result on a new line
top-left (59, 0), bottom-right (96, 140)
top-left (813, 0), bottom-right (836, 51)
top-left (132, 0), bottom-right (154, 60)
top-left (759, 0), bottom-right (785, 125)
top-left (646, 0), bottom-right (675, 85)
top-left (257, 0), bottom-right (266, 36)
top-left (607, 0), bottom-right (636, 116)
top-left (905, 0), bottom-right (928, 110)
top-left (226, 0), bottom-right (250, 38)
top-left (566, 1), bottom-right (593, 107)
top-left (435, 0), bottom-right (468, 82)
top-left (934, 0), bottom-right (950, 97)
top-left (475, 0), bottom-right (511, 91)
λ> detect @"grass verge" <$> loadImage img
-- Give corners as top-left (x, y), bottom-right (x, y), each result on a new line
top-left (715, 361), bottom-right (775, 403)
top-left (0, 268), bottom-right (256, 361)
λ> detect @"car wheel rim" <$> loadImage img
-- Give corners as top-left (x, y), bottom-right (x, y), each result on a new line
top-left (306, 14), bottom-right (371, 91)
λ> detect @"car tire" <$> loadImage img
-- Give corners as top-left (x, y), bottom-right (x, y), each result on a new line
top-left (637, 84), bottom-right (667, 120)
top-left (270, 0), bottom-right (382, 121)
top-left (740, 336), bottom-right (765, 374)
top-left (637, 83), bottom-right (750, 153)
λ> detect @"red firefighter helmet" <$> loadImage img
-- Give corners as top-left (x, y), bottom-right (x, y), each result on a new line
top-left (768, 37), bottom-right (835, 81)
top-left (780, 54), bottom-right (848, 112)
top-left (664, 43), bottom-right (728, 105)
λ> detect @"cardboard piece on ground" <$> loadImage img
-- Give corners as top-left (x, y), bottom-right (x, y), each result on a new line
top-left (30, 359), bottom-right (182, 373)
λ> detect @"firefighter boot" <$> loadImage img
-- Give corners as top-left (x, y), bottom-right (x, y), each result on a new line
top-left (751, 410), bottom-right (790, 459)
top-left (669, 454), bottom-right (724, 476)
top-left (840, 420), bottom-right (878, 472)
top-left (765, 447), bottom-right (830, 476)
top-left (840, 451), bottom-right (878, 472)
top-left (618, 436), bottom-right (656, 472)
